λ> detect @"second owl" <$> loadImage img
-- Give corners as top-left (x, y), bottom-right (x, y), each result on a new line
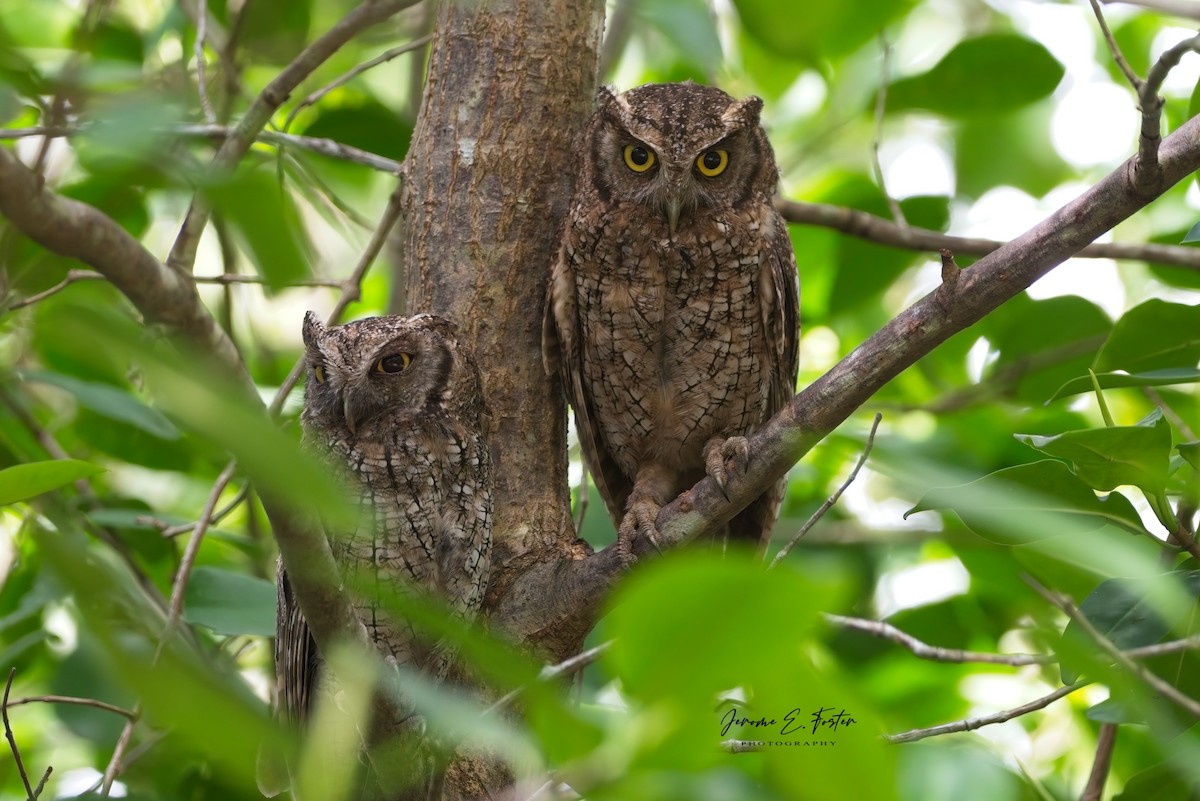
top-left (544, 81), bottom-right (799, 556)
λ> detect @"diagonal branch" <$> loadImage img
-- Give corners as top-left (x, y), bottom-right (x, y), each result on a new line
top-left (0, 146), bottom-right (254, 394)
top-left (885, 682), bottom-right (1086, 744)
top-left (630, 112), bottom-right (1200, 556)
top-left (774, 198), bottom-right (1200, 271)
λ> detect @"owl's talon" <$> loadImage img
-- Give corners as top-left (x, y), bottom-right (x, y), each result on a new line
top-left (704, 436), bottom-right (750, 496)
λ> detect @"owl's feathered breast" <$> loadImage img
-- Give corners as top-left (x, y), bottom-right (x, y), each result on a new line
top-left (563, 197), bottom-right (779, 475)
top-left (303, 409), bottom-right (492, 662)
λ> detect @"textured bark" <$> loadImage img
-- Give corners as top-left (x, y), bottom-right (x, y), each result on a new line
top-left (398, 0), bottom-right (606, 662)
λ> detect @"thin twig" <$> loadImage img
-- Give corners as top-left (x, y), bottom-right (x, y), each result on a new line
top-left (574, 461), bottom-right (590, 535)
top-left (769, 413), bottom-right (882, 568)
top-left (872, 36), bottom-right (907, 229)
top-left (824, 613), bottom-right (1054, 666)
top-left (1080, 723), bottom-right (1118, 801)
top-left (484, 641), bottom-right (612, 716)
top-left (774, 198), bottom-right (1200, 272)
top-left (4, 269), bottom-right (344, 312)
top-left (8, 695), bottom-right (136, 720)
top-left (195, 0), bottom-right (216, 124)
top-left (1134, 32), bottom-right (1200, 194)
top-left (101, 463), bottom-right (235, 795)
top-left (99, 712), bottom-right (137, 796)
top-left (268, 187), bottom-right (405, 416)
top-left (884, 682), bottom-right (1087, 744)
top-left (1142, 386), bottom-right (1197, 441)
top-left (3, 668), bottom-right (36, 799)
top-left (283, 34), bottom-right (434, 131)
top-left (161, 484), bottom-right (250, 538)
top-left (1088, 0), bottom-right (1142, 89)
top-left (165, 462), bottom-right (238, 631)
top-left (1102, 0), bottom-right (1200, 22)
top-left (1026, 577), bottom-right (1200, 719)
top-left (720, 739), bottom-right (765, 753)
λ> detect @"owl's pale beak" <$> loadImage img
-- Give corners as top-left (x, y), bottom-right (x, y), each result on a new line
top-left (342, 394), bottom-right (358, 435)
top-left (665, 197), bottom-right (682, 234)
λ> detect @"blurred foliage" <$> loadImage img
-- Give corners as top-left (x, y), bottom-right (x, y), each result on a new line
top-left (2, 0), bottom-right (1200, 799)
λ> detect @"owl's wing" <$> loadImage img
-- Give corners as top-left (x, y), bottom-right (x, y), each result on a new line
top-left (274, 561), bottom-right (320, 724)
top-left (729, 210), bottom-right (800, 547)
top-left (543, 244), bottom-right (632, 529)
top-left (763, 209), bottom-right (800, 416)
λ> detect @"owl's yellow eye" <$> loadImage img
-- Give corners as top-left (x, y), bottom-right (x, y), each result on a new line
top-left (313, 365), bottom-right (326, 384)
top-left (696, 149), bottom-right (728, 177)
top-left (623, 144), bottom-right (656, 173)
top-left (375, 353), bottom-right (412, 374)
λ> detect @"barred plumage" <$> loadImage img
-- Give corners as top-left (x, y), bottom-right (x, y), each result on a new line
top-left (544, 82), bottom-right (799, 556)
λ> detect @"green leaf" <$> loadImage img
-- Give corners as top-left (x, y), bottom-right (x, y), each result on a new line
top-left (733, 0), bottom-right (915, 62)
top-left (1049, 368), bottom-right (1200, 402)
top-left (299, 100), bottom-right (413, 163)
top-left (1179, 441), bottom-right (1200, 472)
top-left (1094, 299), bottom-right (1200, 373)
top-left (1114, 762), bottom-right (1200, 801)
top-left (183, 567), bottom-right (276, 637)
top-left (905, 460), bottom-right (1146, 544)
top-left (0, 459), bottom-right (105, 506)
top-left (203, 166), bottom-right (311, 292)
top-left (1060, 571), bottom-right (1200, 684)
top-left (981, 294), bottom-right (1111, 405)
top-left (1015, 411), bottom-right (1172, 495)
top-left (888, 34), bottom-right (1064, 117)
top-left (1182, 220), bottom-right (1200, 244)
top-left (26, 370), bottom-right (180, 440)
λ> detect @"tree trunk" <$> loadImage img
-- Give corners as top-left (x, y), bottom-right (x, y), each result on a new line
top-left (397, 2), bottom-right (605, 795)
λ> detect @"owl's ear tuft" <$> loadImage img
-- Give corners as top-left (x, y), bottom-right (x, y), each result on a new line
top-left (595, 85), bottom-right (619, 110)
top-left (724, 95), bottom-right (764, 128)
top-left (302, 311), bottom-right (325, 348)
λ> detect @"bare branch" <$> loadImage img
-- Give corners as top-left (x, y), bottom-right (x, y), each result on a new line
top-left (769, 414), bottom-right (882, 568)
top-left (774, 198), bottom-right (1200, 271)
top-left (1028, 578), bottom-right (1200, 719)
top-left (720, 739), bottom-right (765, 753)
top-left (161, 484), bottom-right (251, 538)
top-left (872, 36), bottom-right (907, 229)
top-left (824, 614), bottom-right (1055, 666)
top-left (195, 0), bottom-right (217, 124)
top-left (485, 641), bottom-right (612, 715)
top-left (8, 695), bottom-right (137, 720)
top-left (1088, 0), bottom-right (1142, 89)
top-left (100, 712), bottom-right (137, 796)
top-left (166, 0), bottom-right (421, 273)
top-left (618, 114), bottom-right (1200, 556)
top-left (284, 34), bottom-right (434, 131)
top-left (1134, 32), bottom-right (1200, 194)
top-left (885, 683), bottom-right (1086, 744)
top-left (164, 462), bottom-right (238, 633)
top-left (3, 668), bottom-right (38, 800)
top-left (0, 146), bottom-right (255, 396)
top-left (1080, 723), bottom-right (1118, 801)
top-left (3, 268), bottom-right (344, 313)
top-left (1102, 0), bottom-right (1200, 21)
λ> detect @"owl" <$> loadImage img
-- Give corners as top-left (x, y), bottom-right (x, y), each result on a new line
top-left (543, 81), bottom-right (799, 558)
top-left (272, 312), bottom-right (492, 796)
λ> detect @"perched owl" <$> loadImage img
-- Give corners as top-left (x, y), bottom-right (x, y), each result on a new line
top-left (543, 82), bottom-right (799, 557)
top-left (272, 312), bottom-right (492, 796)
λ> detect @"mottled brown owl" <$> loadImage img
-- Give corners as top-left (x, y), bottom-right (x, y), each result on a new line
top-left (543, 81), bottom-right (799, 558)
top-left (272, 312), bottom-right (492, 796)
